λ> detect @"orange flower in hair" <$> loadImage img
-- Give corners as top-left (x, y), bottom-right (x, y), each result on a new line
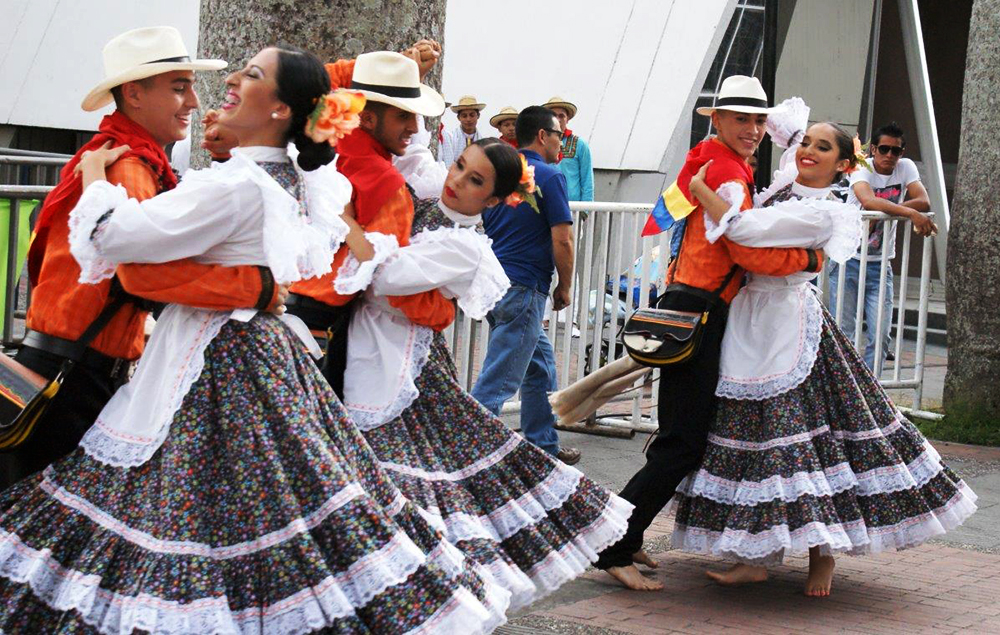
top-left (506, 154), bottom-right (542, 213)
top-left (305, 90), bottom-right (366, 146)
top-left (844, 134), bottom-right (872, 175)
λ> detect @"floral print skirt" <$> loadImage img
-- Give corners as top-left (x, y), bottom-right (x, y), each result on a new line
top-left (361, 334), bottom-right (633, 610)
top-left (0, 314), bottom-right (509, 634)
top-left (669, 308), bottom-right (977, 566)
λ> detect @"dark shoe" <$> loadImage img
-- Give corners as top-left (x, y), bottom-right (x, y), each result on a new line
top-left (557, 447), bottom-right (582, 465)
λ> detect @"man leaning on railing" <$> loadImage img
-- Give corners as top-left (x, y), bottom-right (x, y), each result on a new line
top-left (829, 121), bottom-right (937, 370)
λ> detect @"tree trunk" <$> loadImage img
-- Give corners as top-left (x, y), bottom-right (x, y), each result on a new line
top-left (943, 0), bottom-right (1000, 419)
top-left (193, 0), bottom-right (447, 167)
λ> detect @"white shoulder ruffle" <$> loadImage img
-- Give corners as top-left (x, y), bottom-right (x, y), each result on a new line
top-left (703, 181), bottom-right (747, 244)
top-left (766, 96), bottom-right (810, 149)
top-left (410, 227), bottom-right (510, 320)
top-left (334, 232), bottom-right (400, 295)
top-left (68, 180), bottom-right (127, 284)
top-left (754, 160), bottom-right (799, 208)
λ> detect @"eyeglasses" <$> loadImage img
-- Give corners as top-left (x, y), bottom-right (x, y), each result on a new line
top-left (544, 128), bottom-right (563, 137)
top-left (876, 144), bottom-right (904, 156)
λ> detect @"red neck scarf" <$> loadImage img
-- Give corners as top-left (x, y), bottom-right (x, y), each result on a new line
top-left (28, 111), bottom-right (177, 284)
top-left (676, 137), bottom-right (754, 202)
top-left (501, 136), bottom-right (518, 148)
top-left (336, 128), bottom-right (406, 225)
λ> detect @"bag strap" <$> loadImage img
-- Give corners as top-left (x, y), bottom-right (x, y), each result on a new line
top-left (76, 279), bottom-right (134, 350)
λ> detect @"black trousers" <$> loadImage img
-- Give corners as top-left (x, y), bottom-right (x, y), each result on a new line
top-left (596, 290), bottom-right (729, 569)
top-left (284, 295), bottom-right (354, 400)
top-left (1, 346), bottom-right (125, 490)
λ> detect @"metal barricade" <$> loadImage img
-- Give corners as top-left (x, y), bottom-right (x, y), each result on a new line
top-left (1, 152), bottom-right (65, 349)
top-left (446, 203), bottom-right (940, 435)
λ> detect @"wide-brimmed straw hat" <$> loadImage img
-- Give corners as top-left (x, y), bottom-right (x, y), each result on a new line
top-left (489, 106), bottom-right (518, 128)
top-left (450, 95), bottom-right (486, 113)
top-left (82, 26), bottom-right (226, 112)
top-left (696, 75), bottom-right (780, 116)
top-left (542, 96), bottom-right (577, 119)
top-left (349, 51), bottom-right (444, 117)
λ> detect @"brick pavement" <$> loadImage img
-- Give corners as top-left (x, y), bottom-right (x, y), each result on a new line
top-left (498, 444), bottom-right (1000, 635)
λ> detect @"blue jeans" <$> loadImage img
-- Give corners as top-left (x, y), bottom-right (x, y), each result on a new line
top-left (829, 258), bottom-right (894, 369)
top-left (471, 284), bottom-right (560, 455)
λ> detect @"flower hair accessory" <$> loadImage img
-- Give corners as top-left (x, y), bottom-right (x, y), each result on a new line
top-left (505, 154), bottom-right (543, 213)
top-left (844, 134), bottom-right (873, 175)
top-left (305, 90), bottom-right (366, 146)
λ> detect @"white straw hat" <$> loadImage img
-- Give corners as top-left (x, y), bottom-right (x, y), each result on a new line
top-left (543, 96), bottom-right (578, 119)
top-left (350, 51), bottom-right (445, 117)
top-left (81, 26), bottom-right (226, 112)
top-left (450, 95), bottom-right (486, 113)
top-left (489, 106), bottom-right (518, 128)
top-left (696, 75), bottom-right (780, 116)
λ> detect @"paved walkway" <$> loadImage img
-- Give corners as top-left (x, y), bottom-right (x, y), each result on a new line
top-left (495, 431), bottom-right (1000, 634)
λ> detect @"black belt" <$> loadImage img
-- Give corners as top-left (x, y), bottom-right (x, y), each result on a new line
top-left (284, 293), bottom-right (353, 332)
top-left (21, 330), bottom-right (128, 378)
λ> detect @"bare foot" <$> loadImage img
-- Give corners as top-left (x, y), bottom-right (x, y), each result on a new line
top-left (805, 550), bottom-right (835, 597)
top-left (605, 564), bottom-right (664, 591)
top-left (706, 563), bottom-right (768, 586)
top-left (632, 550), bottom-right (659, 569)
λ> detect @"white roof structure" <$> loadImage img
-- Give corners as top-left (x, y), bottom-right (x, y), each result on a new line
top-left (440, 0), bottom-right (733, 172)
top-left (0, 0), bottom-right (201, 132)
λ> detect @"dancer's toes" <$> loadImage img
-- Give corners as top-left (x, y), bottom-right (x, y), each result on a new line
top-left (605, 564), bottom-right (664, 591)
top-left (804, 555), bottom-right (835, 597)
top-left (632, 550), bottom-right (659, 569)
top-left (706, 564), bottom-right (768, 587)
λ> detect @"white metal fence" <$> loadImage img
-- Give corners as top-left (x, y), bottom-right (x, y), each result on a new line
top-left (444, 201), bottom-right (941, 434)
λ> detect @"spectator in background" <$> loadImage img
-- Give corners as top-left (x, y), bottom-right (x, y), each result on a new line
top-left (490, 106), bottom-right (519, 148)
top-left (544, 96), bottom-right (593, 201)
top-left (439, 94), bottom-right (485, 166)
top-left (472, 105), bottom-right (580, 465)
top-left (830, 121), bottom-right (936, 369)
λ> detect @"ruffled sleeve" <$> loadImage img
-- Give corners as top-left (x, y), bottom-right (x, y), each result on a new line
top-left (703, 181), bottom-right (747, 244)
top-left (68, 180), bottom-right (127, 284)
top-left (765, 96), bottom-right (810, 149)
top-left (370, 227), bottom-right (511, 320)
top-left (333, 232), bottom-right (400, 295)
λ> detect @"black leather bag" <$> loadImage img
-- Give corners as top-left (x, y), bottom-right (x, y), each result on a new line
top-left (621, 267), bottom-right (737, 368)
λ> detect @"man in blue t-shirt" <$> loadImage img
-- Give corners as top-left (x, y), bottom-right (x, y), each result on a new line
top-left (472, 106), bottom-right (579, 464)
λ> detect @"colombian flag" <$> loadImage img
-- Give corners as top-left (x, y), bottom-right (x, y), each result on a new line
top-left (640, 180), bottom-right (697, 237)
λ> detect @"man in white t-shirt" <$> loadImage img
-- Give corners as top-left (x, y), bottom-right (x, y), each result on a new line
top-left (830, 122), bottom-right (937, 369)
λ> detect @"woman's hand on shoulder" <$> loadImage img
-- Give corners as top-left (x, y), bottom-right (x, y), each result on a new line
top-left (75, 140), bottom-right (130, 188)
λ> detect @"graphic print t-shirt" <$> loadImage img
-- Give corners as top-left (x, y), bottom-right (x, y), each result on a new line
top-left (846, 157), bottom-right (921, 260)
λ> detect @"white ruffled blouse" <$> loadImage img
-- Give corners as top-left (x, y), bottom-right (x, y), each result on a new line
top-left (334, 200), bottom-right (510, 430)
top-left (704, 166), bottom-right (863, 400)
top-left (67, 146), bottom-right (352, 466)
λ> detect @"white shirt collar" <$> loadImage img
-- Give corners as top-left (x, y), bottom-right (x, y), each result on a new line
top-left (232, 146), bottom-right (289, 162)
top-left (791, 180), bottom-right (832, 198)
top-left (437, 199), bottom-right (481, 227)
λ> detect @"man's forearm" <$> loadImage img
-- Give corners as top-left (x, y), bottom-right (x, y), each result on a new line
top-left (553, 239), bottom-right (574, 288)
top-left (859, 196), bottom-right (917, 219)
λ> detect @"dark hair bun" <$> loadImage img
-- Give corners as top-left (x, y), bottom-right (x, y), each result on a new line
top-left (293, 132), bottom-right (336, 172)
top-left (275, 44), bottom-right (337, 171)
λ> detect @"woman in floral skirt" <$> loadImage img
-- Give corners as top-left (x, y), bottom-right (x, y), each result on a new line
top-left (0, 46), bottom-right (509, 633)
top-left (669, 113), bottom-right (977, 597)
top-left (333, 138), bottom-right (633, 609)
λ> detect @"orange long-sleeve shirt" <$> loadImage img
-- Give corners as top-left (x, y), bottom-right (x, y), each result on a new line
top-left (26, 157), bottom-right (272, 360)
top-left (668, 181), bottom-right (824, 303)
top-left (292, 57), bottom-right (455, 331)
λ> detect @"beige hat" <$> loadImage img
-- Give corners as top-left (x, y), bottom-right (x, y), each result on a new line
top-left (450, 95), bottom-right (486, 113)
top-left (543, 96), bottom-right (577, 120)
top-left (350, 51), bottom-right (444, 117)
top-left (81, 26), bottom-right (226, 112)
top-left (489, 106), bottom-right (518, 129)
top-left (695, 75), bottom-right (780, 116)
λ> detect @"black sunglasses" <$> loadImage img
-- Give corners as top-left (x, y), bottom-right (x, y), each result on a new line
top-left (876, 144), bottom-right (904, 157)
top-left (544, 128), bottom-right (563, 137)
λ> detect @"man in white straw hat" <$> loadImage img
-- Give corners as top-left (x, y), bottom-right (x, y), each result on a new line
top-left (543, 96), bottom-right (593, 202)
top-left (489, 106), bottom-right (518, 148)
top-left (439, 94), bottom-right (486, 167)
top-left (3, 26), bottom-right (277, 489)
top-left (288, 41), bottom-right (457, 396)
top-left (592, 75), bottom-right (827, 591)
